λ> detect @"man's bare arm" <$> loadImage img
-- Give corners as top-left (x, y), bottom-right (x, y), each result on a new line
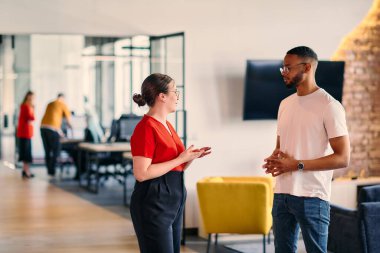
top-left (263, 135), bottom-right (350, 176)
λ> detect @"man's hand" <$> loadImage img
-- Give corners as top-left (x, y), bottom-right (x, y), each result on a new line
top-left (262, 150), bottom-right (298, 177)
top-left (264, 149), bottom-right (282, 161)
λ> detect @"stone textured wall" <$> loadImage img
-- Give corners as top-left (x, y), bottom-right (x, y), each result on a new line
top-left (333, 0), bottom-right (380, 176)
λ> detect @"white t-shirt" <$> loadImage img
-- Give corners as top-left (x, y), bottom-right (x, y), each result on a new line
top-left (276, 88), bottom-right (348, 201)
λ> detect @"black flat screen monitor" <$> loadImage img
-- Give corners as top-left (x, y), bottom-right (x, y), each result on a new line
top-left (118, 116), bottom-right (142, 142)
top-left (243, 60), bottom-right (345, 120)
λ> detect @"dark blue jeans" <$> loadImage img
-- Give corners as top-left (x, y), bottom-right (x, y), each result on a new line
top-left (272, 194), bottom-right (330, 253)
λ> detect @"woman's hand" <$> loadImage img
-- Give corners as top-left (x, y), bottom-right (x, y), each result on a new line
top-left (178, 145), bottom-right (203, 163)
top-left (178, 145), bottom-right (210, 163)
top-left (133, 146), bottom-right (210, 181)
top-left (193, 147), bottom-right (212, 158)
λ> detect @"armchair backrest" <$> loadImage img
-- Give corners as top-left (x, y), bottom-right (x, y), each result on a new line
top-left (197, 176), bottom-right (273, 235)
top-left (358, 185), bottom-right (380, 204)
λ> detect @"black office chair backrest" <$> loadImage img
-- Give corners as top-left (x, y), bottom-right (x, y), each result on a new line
top-left (107, 119), bottom-right (119, 143)
top-left (84, 128), bottom-right (95, 143)
top-left (116, 114), bottom-right (142, 142)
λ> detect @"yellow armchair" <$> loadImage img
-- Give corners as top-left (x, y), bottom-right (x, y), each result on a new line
top-left (197, 176), bottom-right (273, 253)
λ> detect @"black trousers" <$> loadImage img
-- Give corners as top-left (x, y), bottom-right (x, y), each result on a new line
top-left (130, 171), bottom-right (186, 253)
top-left (18, 138), bottom-right (32, 163)
top-left (40, 128), bottom-right (61, 176)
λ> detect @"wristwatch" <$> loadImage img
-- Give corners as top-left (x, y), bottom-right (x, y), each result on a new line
top-left (297, 161), bottom-right (304, 171)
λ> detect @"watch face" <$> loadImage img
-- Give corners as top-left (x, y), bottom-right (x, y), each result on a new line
top-left (298, 162), bottom-right (304, 170)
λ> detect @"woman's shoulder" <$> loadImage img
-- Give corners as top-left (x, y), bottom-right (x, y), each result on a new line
top-left (131, 116), bottom-right (157, 143)
top-left (133, 115), bottom-right (157, 133)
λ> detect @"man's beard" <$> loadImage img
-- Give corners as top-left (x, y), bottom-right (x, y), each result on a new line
top-left (285, 72), bottom-right (303, 89)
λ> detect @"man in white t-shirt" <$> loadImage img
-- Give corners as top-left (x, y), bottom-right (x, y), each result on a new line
top-left (263, 46), bottom-right (350, 253)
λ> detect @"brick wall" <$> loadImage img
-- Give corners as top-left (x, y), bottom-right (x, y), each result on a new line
top-left (333, 0), bottom-right (380, 176)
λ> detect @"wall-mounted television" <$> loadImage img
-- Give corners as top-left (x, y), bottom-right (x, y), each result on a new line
top-left (243, 60), bottom-right (345, 120)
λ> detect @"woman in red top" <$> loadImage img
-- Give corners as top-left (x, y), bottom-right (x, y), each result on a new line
top-left (16, 91), bottom-right (35, 179)
top-left (130, 73), bottom-right (211, 253)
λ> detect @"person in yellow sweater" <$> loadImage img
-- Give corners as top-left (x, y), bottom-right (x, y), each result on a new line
top-left (40, 93), bottom-right (72, 176)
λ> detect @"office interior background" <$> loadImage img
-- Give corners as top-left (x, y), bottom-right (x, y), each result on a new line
top-left (1, 0), bottom-right (379, 252)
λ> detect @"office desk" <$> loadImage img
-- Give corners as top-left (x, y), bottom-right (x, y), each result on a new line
top-left (78, 142), bottom-right (131, 194)
top-left (60, 138), bottom-right (83, 145)
top-left (79, 142), bottom-right (131, 153)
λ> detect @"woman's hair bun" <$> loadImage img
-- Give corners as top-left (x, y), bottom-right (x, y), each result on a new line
top-left (133, 93), bottom-right (146, 107)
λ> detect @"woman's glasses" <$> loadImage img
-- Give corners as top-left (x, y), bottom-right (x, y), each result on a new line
top-left (169, 89), bottom-right (180, 97)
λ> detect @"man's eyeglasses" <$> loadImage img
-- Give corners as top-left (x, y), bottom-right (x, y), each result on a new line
top-left (169, 89), bottom-right (180, 97)
top-left (280, 62), bottom-right (307, 74)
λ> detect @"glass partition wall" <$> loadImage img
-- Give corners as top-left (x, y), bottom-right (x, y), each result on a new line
top-left (0, 33), bottom-right (186, 163)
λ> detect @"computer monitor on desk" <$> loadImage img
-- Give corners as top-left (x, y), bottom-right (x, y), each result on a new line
top-left (117, 115), bottom-right (142, 142)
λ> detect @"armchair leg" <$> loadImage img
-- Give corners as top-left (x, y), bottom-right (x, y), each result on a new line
top-left (207, 234), bottom-right (211, 253)
top-left (215, 233), bottom-right (218, 245)
top-left (263, 235), bottom-right (266, 253)
top-left (267, 230), bottom-right (271, 244)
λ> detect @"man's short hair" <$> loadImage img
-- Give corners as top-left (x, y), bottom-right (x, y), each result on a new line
top-left (287, 46), bottom-right (318, 61)
top-left (57, 93), bottom-right (64, 98)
